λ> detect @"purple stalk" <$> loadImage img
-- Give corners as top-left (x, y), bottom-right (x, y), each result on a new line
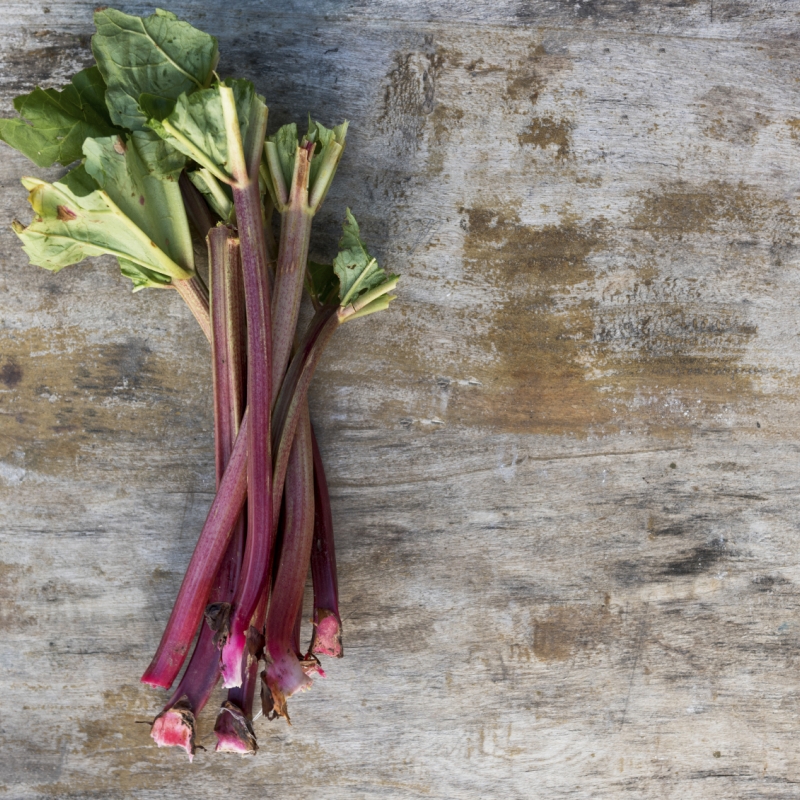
top-left (218, 88), bottom-right (274, 689)
top-left (309, 427), bottom-right (342, 658)
top-left (264, 404), bottom-right (315, 721)
top-left (270, 146), bottom-right (313, 394)
top-left (150, 229), bottom-right (246, 757)
top-left (214, 587), bottom-right (266, 754)
top-left (141, 411), bottom-right (248, 688)
top-left (271, 305), bottom-right (339, 512)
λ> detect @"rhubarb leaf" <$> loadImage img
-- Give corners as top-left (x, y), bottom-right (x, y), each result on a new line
top-left (305, 260), bottom-right (339, 305)
top-left (92, 7), bottom-right (218, 131)
top-left (187, 169), bottom-right (234, 222)
top-left (333, 209), bottom-right (390, 305)
top-left (13, 165), bottom-right (193, 284)
top-left (144, 79), bottom-right (265, 184)
top-left (0, 66), bottom-right (121, 167)
top-left (306, 119), bottom-right (348, 197)
top-left (83, 134), bottom-right (194, 275)
top-left (132, 129), bottom-right (187, 179)
top-left (268, 123), bottom-right (298, 194)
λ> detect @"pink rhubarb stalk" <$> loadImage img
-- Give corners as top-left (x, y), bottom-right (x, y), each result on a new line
top-left (309, 427), bottom-right (342, 657)
top-left (264, 404), bottom-right (315, 721)
top-left (270, 145), bottom-right (312, 392)
top-left (218, 85), bottom-right (275, 689)
top-left (151, 228), bottom-right (246, 757)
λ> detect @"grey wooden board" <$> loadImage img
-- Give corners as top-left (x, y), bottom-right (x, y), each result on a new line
top-left (1, 0), bottom-right (800, 797)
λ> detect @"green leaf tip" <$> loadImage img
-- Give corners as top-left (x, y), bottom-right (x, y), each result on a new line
top-left (265, 118), bottom-right (348, 211)
top-left (0, 66), bottom-right (120, 168)
top-left (92, 6), bottom-right (219, 131)
top-left (333, 209), bottom-right (399, 310)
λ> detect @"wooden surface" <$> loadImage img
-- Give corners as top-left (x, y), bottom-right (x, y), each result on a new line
top-left (2, 1), bottom-right (800, 797)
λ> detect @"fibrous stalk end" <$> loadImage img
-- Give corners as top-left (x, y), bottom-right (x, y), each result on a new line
top-left (150, 697), bottom-right (197, 762)
top-left (214, 700), bottom-right (258, 755)
top-left (264, 650), bottom-right (313, 723)
top-left (311, 608), bottom-right (343, 658)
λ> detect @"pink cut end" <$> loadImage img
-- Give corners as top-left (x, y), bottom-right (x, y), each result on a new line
top-left (214, 701), bottom-right (258, 755)
top-left (150, 698), bottom-right (196, 762)
top-left (219, 628), bottom-right (247, 688)
top-left (311, 609), bottom-right (343, 658)
top-left (300, 653), bottom-right (326, 679)
top-left (265, 651), bottom-right (313, 722)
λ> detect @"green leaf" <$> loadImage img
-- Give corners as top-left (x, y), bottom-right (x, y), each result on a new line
top-left (268, 123), bottom-right (298, 194)
top-left (13, 164), bottom-right (193, 284)
top-left (305, 260), bottom-right (339, 305)
top-left (118, 259), bottom-right (173, 291)
top-left (83, 134), bottom-right (194, 275)
top-left (130, 129), bottom-right (187, 180)
top-left (144, 79), bottom-right (264, 184)
top-left (333, 209), bottom-right (389, 306)
top-left (187, 168), bottom-right (233, 222)
top-left (0, 66), bottom-right (121, 167)
top-left (305, 118), bottom-right (348, 195)
top-left (92, 7), bottom-right (218, 131)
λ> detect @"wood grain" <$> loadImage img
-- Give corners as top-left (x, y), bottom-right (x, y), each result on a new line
top-left (1, 1), bottom-right (800, 797)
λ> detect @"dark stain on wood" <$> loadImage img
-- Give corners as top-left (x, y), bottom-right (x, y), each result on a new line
top-left (0, 357), bottom-right (23, 387)
top-left (518, 116), bottom-right (572, 158)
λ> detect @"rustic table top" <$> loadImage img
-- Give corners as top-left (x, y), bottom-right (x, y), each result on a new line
top-left (2, 1), bottom-right (800, 797)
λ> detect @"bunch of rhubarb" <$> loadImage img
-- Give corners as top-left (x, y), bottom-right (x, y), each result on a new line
top-left (1, 8), bottom-right (398, 758)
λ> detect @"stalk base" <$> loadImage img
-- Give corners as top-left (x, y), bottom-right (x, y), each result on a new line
top-left (310, 608), bottom-right (343, 658)
top-left (150, 697), bottom-right (197, 761)
top-left (214, 700), bottom-right (258, 755)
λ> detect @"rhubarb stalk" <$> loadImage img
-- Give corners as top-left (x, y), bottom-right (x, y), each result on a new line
top-left (218, 84), bottom-right (275, 689)
top-left (309, 428), bottom-right (342, 657)
top-left (264, 404), bottom-right (315, 720)
top-left (150, 228), bottom-right (246, 757)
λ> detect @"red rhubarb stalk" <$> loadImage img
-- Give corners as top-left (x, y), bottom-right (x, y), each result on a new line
top-left (151, 228), bottom-right (246, 757)
top-left (265, 404), bottom-right (315, 721)
top-left (270, 145), bottom-right (312, 392)
top-left (140, 413), bottom-right (248, 688)
top-left (218, 85), bottom-right (275, 689)
top-left (309, 427), bottom-right (342, 657)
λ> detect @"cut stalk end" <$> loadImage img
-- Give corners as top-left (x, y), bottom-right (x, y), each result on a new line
top-left (265, 650), bottom-right (313, 722)
top-left (311, 608), bottom-right (343, 658)
top-left (214, 700), bottom-right (258, 755)
top-left (150, 698), bottom-right (197, 761)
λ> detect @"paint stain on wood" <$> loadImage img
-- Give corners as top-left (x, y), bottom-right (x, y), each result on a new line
top-left (532, 604), bottom-right (616, 662)
top-left (504, 42), bottom-right (572, 108)
top-left (698, 86), bottom-right (770, 146)
top-left (457, 206), bottom-right (612, 435)
top-left (518, 116), bottom-right (572, 158)
top-left (0, 328), bottom-right (211, 477)
top-left (0, 561), bottom-right (34, 631)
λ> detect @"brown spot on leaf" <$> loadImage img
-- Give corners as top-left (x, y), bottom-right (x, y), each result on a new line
top-left (113, 135), bottom-right (126, 154)
top-left (56, 205), bottom-right (76, 221)
top-left (519, 117), bottom-right (572, 158)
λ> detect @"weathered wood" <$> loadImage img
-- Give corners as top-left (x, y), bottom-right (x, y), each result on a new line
top-left (2, 1), bottom-right (800, 797)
